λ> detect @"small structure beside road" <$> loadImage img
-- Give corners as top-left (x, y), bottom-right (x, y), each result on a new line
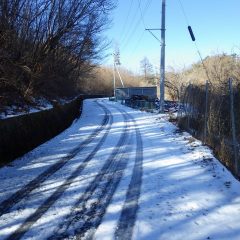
top-left (115, 86), bottom-right (157, 101)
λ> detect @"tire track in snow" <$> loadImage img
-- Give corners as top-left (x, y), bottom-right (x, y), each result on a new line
top-left (115, 112), bottom-right (143, 240)
top-left (0, 101), bottom-right (110, 218)
top-left (5, 102), bottom-right (114, 240)
top-left (48, 107), bottom-right (132, 240)
top-left (7, 102), bottom-right (113, 240)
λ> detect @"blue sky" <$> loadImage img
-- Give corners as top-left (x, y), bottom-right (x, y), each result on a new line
top-left (104, 0), bottom-right (240, 74)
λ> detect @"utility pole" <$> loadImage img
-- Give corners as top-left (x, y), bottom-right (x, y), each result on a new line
top-left (113, 46), bottom-right (120, 97)
top-left (159, 0), bottom-right (166, 112)
top-left (112, 60), bottom-right (116, 97)
top-left (145, 0), bottom-right (166, 111)
top-left (113, 46), bottom-right (124, 98)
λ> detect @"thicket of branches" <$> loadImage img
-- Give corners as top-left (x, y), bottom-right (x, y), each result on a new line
top-left (0, 0), bottom-right (114, 106)
top-left (178, 81), bottom-right (240, 177)
top-left (165, 53), bottom-right (240, 100)
top-left (174, 53), bottom-right (240, 177)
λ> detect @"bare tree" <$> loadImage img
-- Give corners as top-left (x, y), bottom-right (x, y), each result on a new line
top-left (140, 57), bottom-right (154, 85)
top-left (0, 0), bottom-right (115, 105)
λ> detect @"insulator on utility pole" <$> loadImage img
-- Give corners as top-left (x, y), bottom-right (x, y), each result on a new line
top-left (114, 45), bottom-right (121, 65)
top-left (188, 26), bottom-right (195, 41)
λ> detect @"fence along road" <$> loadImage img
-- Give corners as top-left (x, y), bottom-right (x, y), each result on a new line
top-left (0, 99), bottom-right (143, 240)
top-left (178, 79), bottom-right (240, 178)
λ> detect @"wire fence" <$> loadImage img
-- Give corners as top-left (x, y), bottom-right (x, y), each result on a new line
top-left (178, 79), bottom-right (240, 178)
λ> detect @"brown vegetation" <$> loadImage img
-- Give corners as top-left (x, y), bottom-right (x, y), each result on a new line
top-left (165, 53), bottom-right (240, 100)
top-left (176, 53), bottom-right (240, 178)
top-left (0, 0), bottom-right (114, 107)
top-left (78, 66), bottom-right (149, 96)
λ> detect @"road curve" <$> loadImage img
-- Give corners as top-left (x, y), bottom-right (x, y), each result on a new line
top-left (0, 100), bottom-right (144, 240)
top-left (5, 102), bottom-right (114, 240)
top-left (48, 104), bottom-right (132, 240)
top-left (0, 102), bottom-right (110, 219)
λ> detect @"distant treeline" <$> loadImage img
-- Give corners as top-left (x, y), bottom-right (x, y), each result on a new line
top-left (165, 53), bottom-right (240, 100)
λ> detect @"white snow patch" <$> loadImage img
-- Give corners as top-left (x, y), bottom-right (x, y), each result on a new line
top-left (1, 99), bottom-right (240, 240)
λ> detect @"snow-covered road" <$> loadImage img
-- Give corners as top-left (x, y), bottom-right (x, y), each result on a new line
top-left (0, 99), bottom-right (240, 240)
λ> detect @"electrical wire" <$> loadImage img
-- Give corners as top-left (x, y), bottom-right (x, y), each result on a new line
top-left (130, 29), bottom-right (146, 56)
top-left (120, 0), bottom-right (134, 42)
top-left (177, 0), bottom-right (211, 82)
top-left (121, 0), bottom-right (145, 49)
top-left (137, 0), bottom-right (146, 28)
top-left (194, 42), bottom-right (211, 81)
top-left (178, 0), bottom-right (190, 25)
top-left (120, 0), bottom-right (141, 45)
top-left (137, 0), bottom-right (161, 44)
top-left (121, 0), bottom-right (153, 52)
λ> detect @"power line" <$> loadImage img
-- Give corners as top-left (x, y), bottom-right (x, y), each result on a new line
top-left (121, 0), bottom-right (145, 48)
top-left (137, 0), bottom-right (146, 28)
top-left (121, 0), bottom-right (153, 52)
top-left (120, 0), bottom-right (141, 45)
top-left (177, 0), bottom-right (211, 82)
top-left (177, 0), bottom-right (190, 25)
top-left (130, 29), bottom-right (146, 56)
top-left (120, 0), bottom-right (134, 42)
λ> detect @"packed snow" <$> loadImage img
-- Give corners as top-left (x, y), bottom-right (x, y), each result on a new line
top-left (0, 99), bottom-right (240, 240)
top-left (0, 97), bottom-right (74, 119)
